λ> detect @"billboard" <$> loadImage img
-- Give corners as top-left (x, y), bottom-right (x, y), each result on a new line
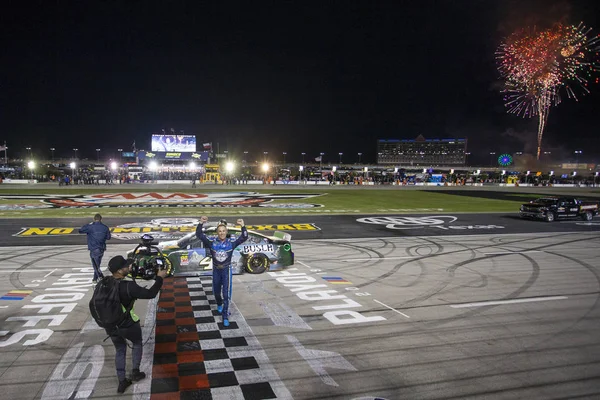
top-left (151, 134), bottom-right (196, 152)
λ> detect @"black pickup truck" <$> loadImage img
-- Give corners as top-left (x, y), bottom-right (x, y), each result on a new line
top-left (520, 197), bottom-right (599, 222)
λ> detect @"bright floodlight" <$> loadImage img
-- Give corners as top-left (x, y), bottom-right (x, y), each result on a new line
top-left (69, 162), bottom-right (76, 169)
top-left (299, 165), bottom-right (304, 171)
top-left (149, 161), bottom-right (158, 171)
top-left (332, 166), bottom-right (337, 172)
top-left (502, 170), bottom-right (506, 175)
top-left (225, 161), bottom-right (234, 173)
top-left (262, 163), bottom-right (269, 172)
top-left (364, 167), bottom-right (368, 172)
top-left (27, 161), bottom-right (35, 169)
top-left (110, 161), bottom-right (117, 170)
top-left (550, 170), bottom-right (554, 176)
top-left (189, 162), bottom-right (196, 170)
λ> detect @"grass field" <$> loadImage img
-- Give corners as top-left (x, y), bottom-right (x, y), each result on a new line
top-left (0, 184), bottom-right (597, 218)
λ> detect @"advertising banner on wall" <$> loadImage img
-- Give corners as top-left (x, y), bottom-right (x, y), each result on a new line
top-left (137, 151), bottom-right (209, 161)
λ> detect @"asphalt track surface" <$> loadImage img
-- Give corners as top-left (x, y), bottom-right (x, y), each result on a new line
top-left (1, 212), bottom-right (600, 399)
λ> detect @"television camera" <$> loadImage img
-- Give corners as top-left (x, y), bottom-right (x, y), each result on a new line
top-left (129, 234), bottom-right (173, 280)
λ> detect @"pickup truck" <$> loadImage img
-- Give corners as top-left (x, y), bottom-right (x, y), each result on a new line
top-left (520, 197), bottom-right (599, 222)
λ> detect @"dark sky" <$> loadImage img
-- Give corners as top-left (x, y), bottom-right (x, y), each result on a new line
top-left (1, 0), bottom-right (599, 164)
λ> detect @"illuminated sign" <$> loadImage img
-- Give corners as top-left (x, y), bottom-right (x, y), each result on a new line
top-left (151, 134), bottom-right (196, 152)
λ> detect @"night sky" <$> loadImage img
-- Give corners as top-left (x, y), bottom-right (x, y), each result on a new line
top-left (2, 0), bottom-right (599, 164)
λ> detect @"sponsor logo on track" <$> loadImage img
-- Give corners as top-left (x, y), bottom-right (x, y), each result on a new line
top-left (0, 192), bottom-right (323, 209)
top-left (14, 219), bottom-right (320, 240)
top-left (356, 216), bottom-right (504, 230)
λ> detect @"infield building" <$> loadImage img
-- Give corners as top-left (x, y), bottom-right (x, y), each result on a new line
top-left (377, 135), bottom-right (467, 166)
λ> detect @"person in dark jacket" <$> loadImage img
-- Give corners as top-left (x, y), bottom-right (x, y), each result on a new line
top-left (79, 213), bottom-right (111, 283)
top-left (106, 255), bottom-right (167, 394)
top-left (195, 216), bottom-right (248, 327)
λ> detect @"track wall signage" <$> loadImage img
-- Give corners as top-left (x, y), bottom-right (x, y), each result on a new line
top-left (14, 218), bottom-right (320, 240)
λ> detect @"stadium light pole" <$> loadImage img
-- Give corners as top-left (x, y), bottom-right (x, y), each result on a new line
top-left (73, 148), bottom-right (78, 160)
top-left (117, 148), bottom-right (123, 163)
top-left (243, 151), bottom-right (248, 164)
top-left (282, 152), bottom-right (287, 166)
top-left (50, 147), bottom-right (55, 162)
top-left (301, 152), bottom-right (306, 163)
top-left (489, 152), bottom-right (496, 167)
top-left (27, 160), bottom-right (35, 180)
top-left (358, 152), bottom-right (362, 164)
top-left (26, 147), bottom-right (32, 159)
top-left (299, 165), bottom-right (303, 183)
top-left (96, 148), bottom-right (101, 162)
top-left (339, 152), bottom-right (343, 164)
top-left (465, 152), bottom-right (471, 165)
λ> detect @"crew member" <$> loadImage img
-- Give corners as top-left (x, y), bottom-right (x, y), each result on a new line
top-left (79, 213), bottom-right (111, 283)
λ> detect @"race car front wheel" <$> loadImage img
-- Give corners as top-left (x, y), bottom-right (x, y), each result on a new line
top-left (245, 253), bottom-right (270, 274)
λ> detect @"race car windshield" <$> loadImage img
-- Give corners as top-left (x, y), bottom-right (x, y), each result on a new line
top-left (176, 232), bottom-right (197, 248)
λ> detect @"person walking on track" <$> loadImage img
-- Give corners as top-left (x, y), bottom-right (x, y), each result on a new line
top-left (79, 213), bottom-right (111, 283)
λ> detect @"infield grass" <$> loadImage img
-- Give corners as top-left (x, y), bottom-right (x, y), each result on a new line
top-left (0, 184), bottom-right (595, 218)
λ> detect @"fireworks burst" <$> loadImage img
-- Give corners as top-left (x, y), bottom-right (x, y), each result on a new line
top-left (497, 22), bottom-right (600, 159)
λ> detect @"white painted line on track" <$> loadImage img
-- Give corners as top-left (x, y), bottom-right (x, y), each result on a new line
top-left (374, 299), bottom-right (410, 318)
top-left (44, 269), bottom-right (58, 277)
top-left (0, 306), bottom-right (8, 309)
top-left (296, 260), bottom-right (312, 269)
top-left (483, 251), bottom-right (542, 255)
top-left (449, 296), bottom-right (568, 308)
top-left (338, 256), bottom-right (416, 262)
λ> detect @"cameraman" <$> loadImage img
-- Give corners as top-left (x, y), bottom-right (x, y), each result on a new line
top-left (196, 216), bottom-right (248, 327)
top-left (106, 255), bottom-right (167, 394)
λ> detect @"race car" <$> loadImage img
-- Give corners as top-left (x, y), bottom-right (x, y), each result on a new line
top-left (126, 226), bottom-right (294, 277)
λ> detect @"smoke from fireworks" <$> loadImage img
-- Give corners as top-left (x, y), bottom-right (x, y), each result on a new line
top-left (497, 22), bottom-right (600, 160)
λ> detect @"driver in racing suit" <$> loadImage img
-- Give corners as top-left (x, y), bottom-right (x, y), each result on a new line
top-left (195, 216), bottom-right (248, 327)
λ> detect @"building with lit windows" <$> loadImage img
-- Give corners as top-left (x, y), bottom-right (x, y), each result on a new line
top-left (377, 135), bottom-right (467, 165)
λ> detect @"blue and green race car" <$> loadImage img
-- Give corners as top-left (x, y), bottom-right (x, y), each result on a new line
top-left (126, 226), bottom-right (294, 277)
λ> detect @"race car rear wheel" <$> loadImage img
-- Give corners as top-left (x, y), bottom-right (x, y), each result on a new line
top-left (245, 253), bottom-right (270, 274)
top-left (545, 212), bottom-right (555, 222)
top-left (582, 211), bottom-right (593, 221)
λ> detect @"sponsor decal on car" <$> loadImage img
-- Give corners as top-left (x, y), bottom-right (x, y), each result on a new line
top-left (241, 244), bottom-right (275, 253)
top-left (180, 254), bottom-right (189, 266)
top-left (0, 192), bottom-right (323, 209)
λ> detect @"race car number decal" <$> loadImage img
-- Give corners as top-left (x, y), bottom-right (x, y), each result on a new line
top-left (242, 244), bottom-right (275, 253)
